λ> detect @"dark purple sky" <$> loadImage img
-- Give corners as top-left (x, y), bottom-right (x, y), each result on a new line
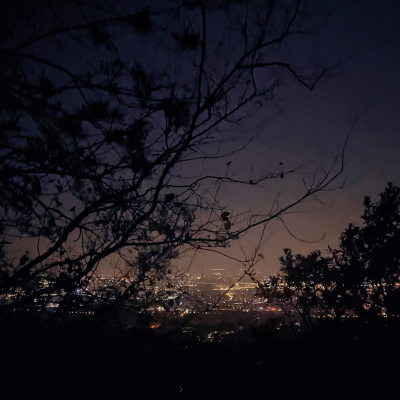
top-left (15, 0), bottom-right (398, 278)
top-left (185, 0), bottom-right (400, 277)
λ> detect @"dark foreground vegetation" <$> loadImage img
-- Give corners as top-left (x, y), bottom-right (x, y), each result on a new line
top-left (1, 315), bottom-right (399, 399)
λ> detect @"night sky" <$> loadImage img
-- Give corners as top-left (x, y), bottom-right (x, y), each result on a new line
top-left (4, 0), bottom-right (400, 278)
top-left (186, 0), bottom-right (400, 276)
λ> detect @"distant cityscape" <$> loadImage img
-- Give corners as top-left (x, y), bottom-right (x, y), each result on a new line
top-left (0, 267), bottom-right (281, 315)
top-left (88, 268), bottom-right (276, 313)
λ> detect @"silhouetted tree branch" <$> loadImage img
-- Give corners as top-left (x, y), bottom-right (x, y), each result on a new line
top-left (0, 0), bottom-right (344, 316)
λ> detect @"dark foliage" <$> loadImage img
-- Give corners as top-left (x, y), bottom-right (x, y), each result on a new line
top-left (264, 183), bottom-right (400, 331)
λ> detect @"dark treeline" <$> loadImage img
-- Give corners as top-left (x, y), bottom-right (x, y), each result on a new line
top-left (259, 182), bottom-right (400, 336)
